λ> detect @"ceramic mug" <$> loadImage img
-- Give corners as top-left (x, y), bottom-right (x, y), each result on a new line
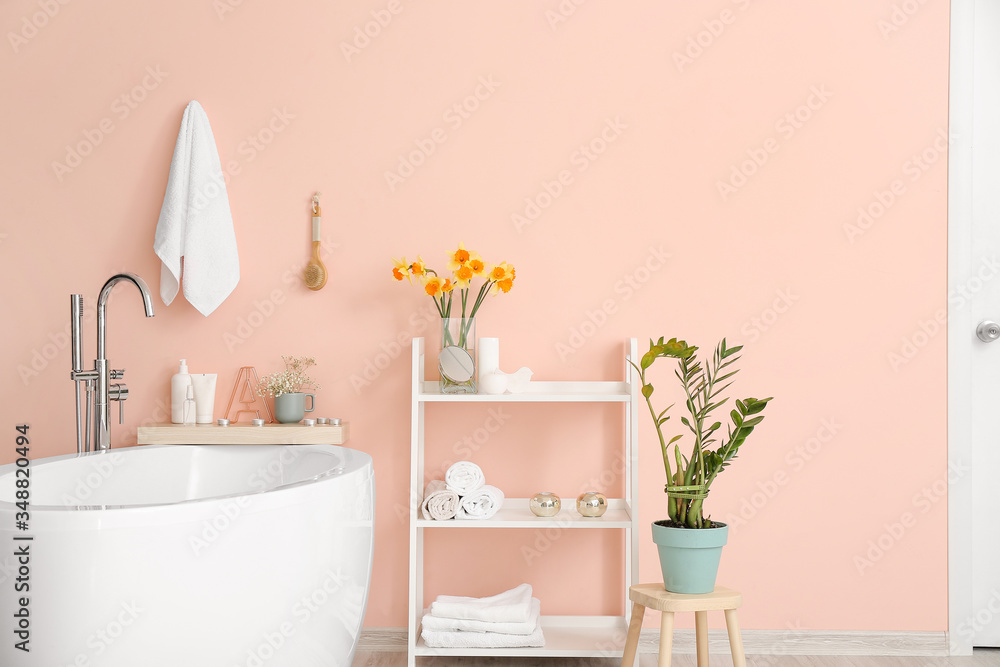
top-left (274, 392), bottom-right (315, 424)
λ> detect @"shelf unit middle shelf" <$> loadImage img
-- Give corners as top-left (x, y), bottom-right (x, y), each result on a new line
top-left (415, 498), bottom-right (633, 529)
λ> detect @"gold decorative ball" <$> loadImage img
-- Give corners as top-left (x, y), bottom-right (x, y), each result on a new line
top-left (576, 491), bottom-right (608, 517)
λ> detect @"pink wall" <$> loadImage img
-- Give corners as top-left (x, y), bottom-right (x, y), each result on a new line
top-left (0, 1), bottom-right (948, 631)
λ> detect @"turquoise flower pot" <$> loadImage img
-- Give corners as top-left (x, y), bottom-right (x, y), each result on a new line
top-left (651, 520), bottom-right (728, 594)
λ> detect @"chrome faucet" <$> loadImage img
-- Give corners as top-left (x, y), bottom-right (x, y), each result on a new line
top-left (71, 273), bottom-right (155, 453)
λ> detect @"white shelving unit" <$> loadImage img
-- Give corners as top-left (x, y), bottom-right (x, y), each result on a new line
top-left (407, 337), bottom-right (640, 665)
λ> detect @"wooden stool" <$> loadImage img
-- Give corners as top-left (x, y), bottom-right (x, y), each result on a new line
top-left (620, 584), bottom-right (746, 667)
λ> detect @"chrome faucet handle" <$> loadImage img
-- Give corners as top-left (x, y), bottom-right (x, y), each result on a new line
top-left (109, 383), bottom-right (129, 424)
top-left (110, 369), bottom-right (125, 379)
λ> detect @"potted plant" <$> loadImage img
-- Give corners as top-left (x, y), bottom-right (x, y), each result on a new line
top-left (258, 356), bottom-right (320, 424)
top-left (631, 337), bottom-right (771, 593)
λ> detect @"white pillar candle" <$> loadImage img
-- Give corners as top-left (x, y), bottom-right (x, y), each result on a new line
top-left (478, 337), bottom-right (500, 377)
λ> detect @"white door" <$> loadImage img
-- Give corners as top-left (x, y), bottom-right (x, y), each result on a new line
top-left (950, 0), bottom-right (1000, 653)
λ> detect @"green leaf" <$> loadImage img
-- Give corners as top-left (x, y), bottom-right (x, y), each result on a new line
top-left (641, 384), bottom-right (654, 399)
top-left (668, 434), bottom-right (684, 445)
top-left (722, 344), bottom-right (743, 358)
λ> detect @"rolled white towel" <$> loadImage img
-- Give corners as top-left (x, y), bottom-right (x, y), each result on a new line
top-left (445, 461), bottom-right (485, 496)
top-left (420, 480), bottom-right (459, 521)
top-left (430, 583), bottom-right (532, 623)
top-left (422, 597), bottom-right (541, 635)
top-left (456, 484), bottom-right (504, 520)
top-left (420, 622), bottom-right (544, 649)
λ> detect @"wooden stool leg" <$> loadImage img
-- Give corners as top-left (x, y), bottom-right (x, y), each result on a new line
top-left (657, 610), bottom-right (674, 667)
top-left (723, 609), bottom-right (746, 667)
top-left (620, 603), bottom-right (645, 667)
top-left (695, 610), bottom-right (709, 667)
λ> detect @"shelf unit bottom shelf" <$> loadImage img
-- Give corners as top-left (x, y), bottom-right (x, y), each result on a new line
top-left (413, 615), bottom-right (628, 657)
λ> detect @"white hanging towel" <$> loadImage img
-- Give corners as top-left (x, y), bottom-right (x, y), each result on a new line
top-left (154, 100), bottom-right (239, 316)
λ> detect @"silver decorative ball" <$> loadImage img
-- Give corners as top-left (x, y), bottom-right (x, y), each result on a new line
top-left (529, 492), bottom-right (561, 517)
top-left (576, 491), bottom-right (608, 517)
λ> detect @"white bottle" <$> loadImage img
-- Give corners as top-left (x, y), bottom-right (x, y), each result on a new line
top-left (182, 385), bottom-right (196, 426)
top-left (171, 359), bottom-right (192, 424)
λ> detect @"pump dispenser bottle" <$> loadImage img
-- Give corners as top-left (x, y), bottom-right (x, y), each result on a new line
top-left (182, 385), bottom-right (196, 426)
top-left (171, 359), bottom-right (192, 423)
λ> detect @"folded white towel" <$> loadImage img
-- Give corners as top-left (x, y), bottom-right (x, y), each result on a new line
top-left (456, 484), bottom-right (504, 520)
top-left (422, 598), bottom-right (541, 635)
top-left (154, 100), bottom-right (239, 316)
top-left (420, 480), bottom-right (460, 521)
top-left (429, 583), bottom-right (532, 623)
top-left (445, 461), bottom-right (485, 496)
top-left (420, 622), bottom-right (544, 649)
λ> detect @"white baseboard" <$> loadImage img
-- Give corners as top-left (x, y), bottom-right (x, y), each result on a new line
top-left (357, 627), bottom-right (949, 657)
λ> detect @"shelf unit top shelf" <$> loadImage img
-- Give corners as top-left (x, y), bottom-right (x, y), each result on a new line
top-left (416, 498), bottom-right (633, 528)
top-left (417, 380), bottom-right (631, 402)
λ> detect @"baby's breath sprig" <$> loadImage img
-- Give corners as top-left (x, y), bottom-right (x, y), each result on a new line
top-left (258, 356), bottom-right (319, 397)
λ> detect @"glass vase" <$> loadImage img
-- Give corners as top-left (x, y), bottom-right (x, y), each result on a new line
top-left (439, 317), bottom-right (476, 394)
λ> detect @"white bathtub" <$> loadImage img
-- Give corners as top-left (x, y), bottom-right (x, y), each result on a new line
top-left (0, 444), bottom-right (374, 667)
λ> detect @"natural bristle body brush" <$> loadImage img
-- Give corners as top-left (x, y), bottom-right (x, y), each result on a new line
top-left (304, 192), bottom-right (328, 290)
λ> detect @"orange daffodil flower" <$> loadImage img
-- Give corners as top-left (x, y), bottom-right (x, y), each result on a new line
top-left (392, 243), bottom-right (516, 320)
top-left (422, 276), bottom-right (450, 297)
top-left (409, 256), bottom-right (426, 278)
top-left (447, 242), bottom-right (471, 270)
top-left (391, 257), bottom-right (411, 283)
top-left (489, 262), bottom-right (516, 294)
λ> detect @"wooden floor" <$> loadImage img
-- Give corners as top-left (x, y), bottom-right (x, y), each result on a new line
top-left (352, 649), bottom-right (1000, 666)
